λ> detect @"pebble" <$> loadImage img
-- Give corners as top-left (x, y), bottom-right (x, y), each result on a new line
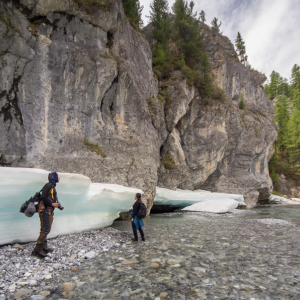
top-left (39, 291), bottom-right (50, 296)
top-left (30, 295), bottom-right (45, 300)
top-left (84, 251), bottom-right (96, 259)
top-left (14, 288), bottom-right (31, 299)
top-left (0, 211), bottom-right (300, 299)
top-left (59, 282), bottom-right (76, 293)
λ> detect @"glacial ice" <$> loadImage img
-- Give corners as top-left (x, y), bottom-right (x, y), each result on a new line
top-left (0, 167), bottom-right (142, 245)
top-left (0, 167), bottom-right (247, 245)
top-left (182, 199), bottom-right (239, 213)
top-left (154, 187), bottom-right (245, 208)
top-left (270, 194), bottom-right (289, 202)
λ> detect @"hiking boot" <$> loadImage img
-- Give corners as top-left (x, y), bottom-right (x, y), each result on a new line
top-left (32, 243), bottom-right (47, 258)
top-left (142, 238), bottom-right (145, 242)
top-left (43, 240), bottom-right (54, 253)
top-left (131, 238), bottom-right (138, 242)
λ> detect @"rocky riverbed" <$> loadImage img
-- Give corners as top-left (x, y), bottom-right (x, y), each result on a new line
top-left (1, 210), bottom-right (300, 299)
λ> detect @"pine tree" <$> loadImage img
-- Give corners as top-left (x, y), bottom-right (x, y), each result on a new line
top-left (172, 0), bottom-right (203, 67)
top-left (286, 108), bottom-right (300, 165)
top-left (199, 10), bottom-right (205, 22)
top-left (235, 32), bottom-right (248, 65)
top-left (264, 71), bottom-right (290, 99)
top-left (266, 65), bottom-right (300, 187)
top-left (122, 0), bottom-right (144, 29)
top-left (275, 95), bottom-right (290, 152)
top-left (149, 0), bottom-right (170, 49)
top-left (291, 64), bottom-right (300, 91)
top-left (211, 17), bottom-right (222, 33)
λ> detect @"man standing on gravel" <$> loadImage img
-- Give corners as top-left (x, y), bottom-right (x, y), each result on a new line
top-left (32, 172), bottom-right (62, 258)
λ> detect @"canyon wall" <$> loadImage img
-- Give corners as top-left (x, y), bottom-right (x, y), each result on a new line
top-left (0, 0), bottom-right (277, 209)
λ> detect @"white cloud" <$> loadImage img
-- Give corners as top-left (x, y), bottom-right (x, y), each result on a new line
top-left (140, 0), bottom-right (300, 80)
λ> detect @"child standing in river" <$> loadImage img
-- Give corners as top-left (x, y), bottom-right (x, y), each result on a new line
top-left (130, 193), bottom-right (145, 242)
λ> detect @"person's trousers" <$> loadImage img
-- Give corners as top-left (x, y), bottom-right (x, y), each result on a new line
top-left (132, 221), bottom-right (144, 241)
top-left (37, 210), bottom-right (53, 244)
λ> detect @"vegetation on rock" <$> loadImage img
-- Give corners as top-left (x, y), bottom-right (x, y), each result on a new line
top-left (161, 153), bottom-right (175, 170)
top-left (148, 0), bottom-right (217, 99)
top-left (199, 10), bottom-right (205, 23)
top-left (211, 17), bottom-right (222, 33)
top-left (83, 139), bottom-right (107, 158)
top-left (239, 93), bottom-right (245, 109)
top-left (235, 32), bottom-right (248, 66)
top-left (122, 0), bottom-right (144, 29)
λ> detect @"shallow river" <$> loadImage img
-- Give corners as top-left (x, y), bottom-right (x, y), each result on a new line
top-left (4, 205), bottom-right (300, 300)
top-left (46, 206), bottom-right (300, 299)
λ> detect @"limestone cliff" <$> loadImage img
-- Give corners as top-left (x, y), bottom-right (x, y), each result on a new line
top-left (157, 24), bottom-right (277, 208)
top-left (0, 0), bottom-right (277, 209)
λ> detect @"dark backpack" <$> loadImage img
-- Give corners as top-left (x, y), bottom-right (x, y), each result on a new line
top-left (20, 190), bottom-right (42, 217)
top-left (137, 202), bottom-right (147, 218)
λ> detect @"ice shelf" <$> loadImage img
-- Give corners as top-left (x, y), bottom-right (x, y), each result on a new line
top-left (182, 199), bottom-right (239, 213)
top-left (1, 167), bottom-right (247, 245)
top-left (154, 187), bottom-right (245, 208)
top-left (270, 194), bottom-right (289, 202)
top-left (0, 167), bottom-right (142, 245)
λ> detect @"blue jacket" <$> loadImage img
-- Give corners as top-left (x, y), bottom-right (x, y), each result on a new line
top-left (130, 209), bottom-right (144, 229)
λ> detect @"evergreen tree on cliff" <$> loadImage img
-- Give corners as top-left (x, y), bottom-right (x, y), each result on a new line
top-left (172, 0), bottom-right (203, 67)
top-left (267, 66), bottom-right (300, 188)
top-left (172, 0), bottom-right (212, 95)
top-left (235, 32), bottom-right (248, 65)
top-left (149, 0), bottom-right (170, 48)
top-left (291, 64), bottom-right (300, 90)
top-left (122, 0), bottom-right (144, 29)
top-left (275, 95), bottom-right (290, 152)
top-left (211, 17), bottom-right (222, 33)
top-left (199, 10), bottom-right (206, 22)
top-left (265, 71), bottom-right (290, 99)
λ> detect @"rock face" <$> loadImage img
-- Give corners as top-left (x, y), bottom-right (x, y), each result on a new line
top-left (0, 0), bottom-right (276, 209)
top-left (157, 24), bottom-right (277, 208)
top-left (0, 0), bottom-right (163, 209)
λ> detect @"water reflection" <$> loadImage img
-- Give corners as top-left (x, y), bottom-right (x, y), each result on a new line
top-left (246, 205), bottom-right (300, 225)
top-left (113, 205), bottom-right (300, 231)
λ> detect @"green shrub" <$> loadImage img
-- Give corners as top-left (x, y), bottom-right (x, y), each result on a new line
top-left (211, 85), bottom-right (226, 102)
top-left (153, 67), bottom-right (162, 79)
top-left (83, 139), bottom-right (107, 157)
top-left (181, 65), bottom-right (194, 86)
top-left (269, 155), bottom-right (280, 190)
top-left (172, 54), bottom-right (185, 70)
top-left (161, 154), bottom-right (175, 170)
top-left (153, 45), bottom-right (166, 66)
top-left (161, 63), bottom-right (174, 78)
top-left (239, 93), bottom-right (245, 109)
top-left (159, 88), bottom-right (171, 110)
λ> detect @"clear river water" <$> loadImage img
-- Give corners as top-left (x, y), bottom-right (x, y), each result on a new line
top-left (56, 205), bottom-right (300, 299)
top-left (3, 205), bottom-right (300, 300)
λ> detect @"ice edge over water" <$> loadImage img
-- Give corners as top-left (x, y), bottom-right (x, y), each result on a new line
top-left (1, 168), bottom-right (245, 245)
top-left (0, 167), bottom-right (142, 245)
top-left (154, 187), bottom-right (245, 207)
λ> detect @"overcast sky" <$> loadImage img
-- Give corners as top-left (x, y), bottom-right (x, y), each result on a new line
top-left (140, 0), bottom-right (300, 81)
